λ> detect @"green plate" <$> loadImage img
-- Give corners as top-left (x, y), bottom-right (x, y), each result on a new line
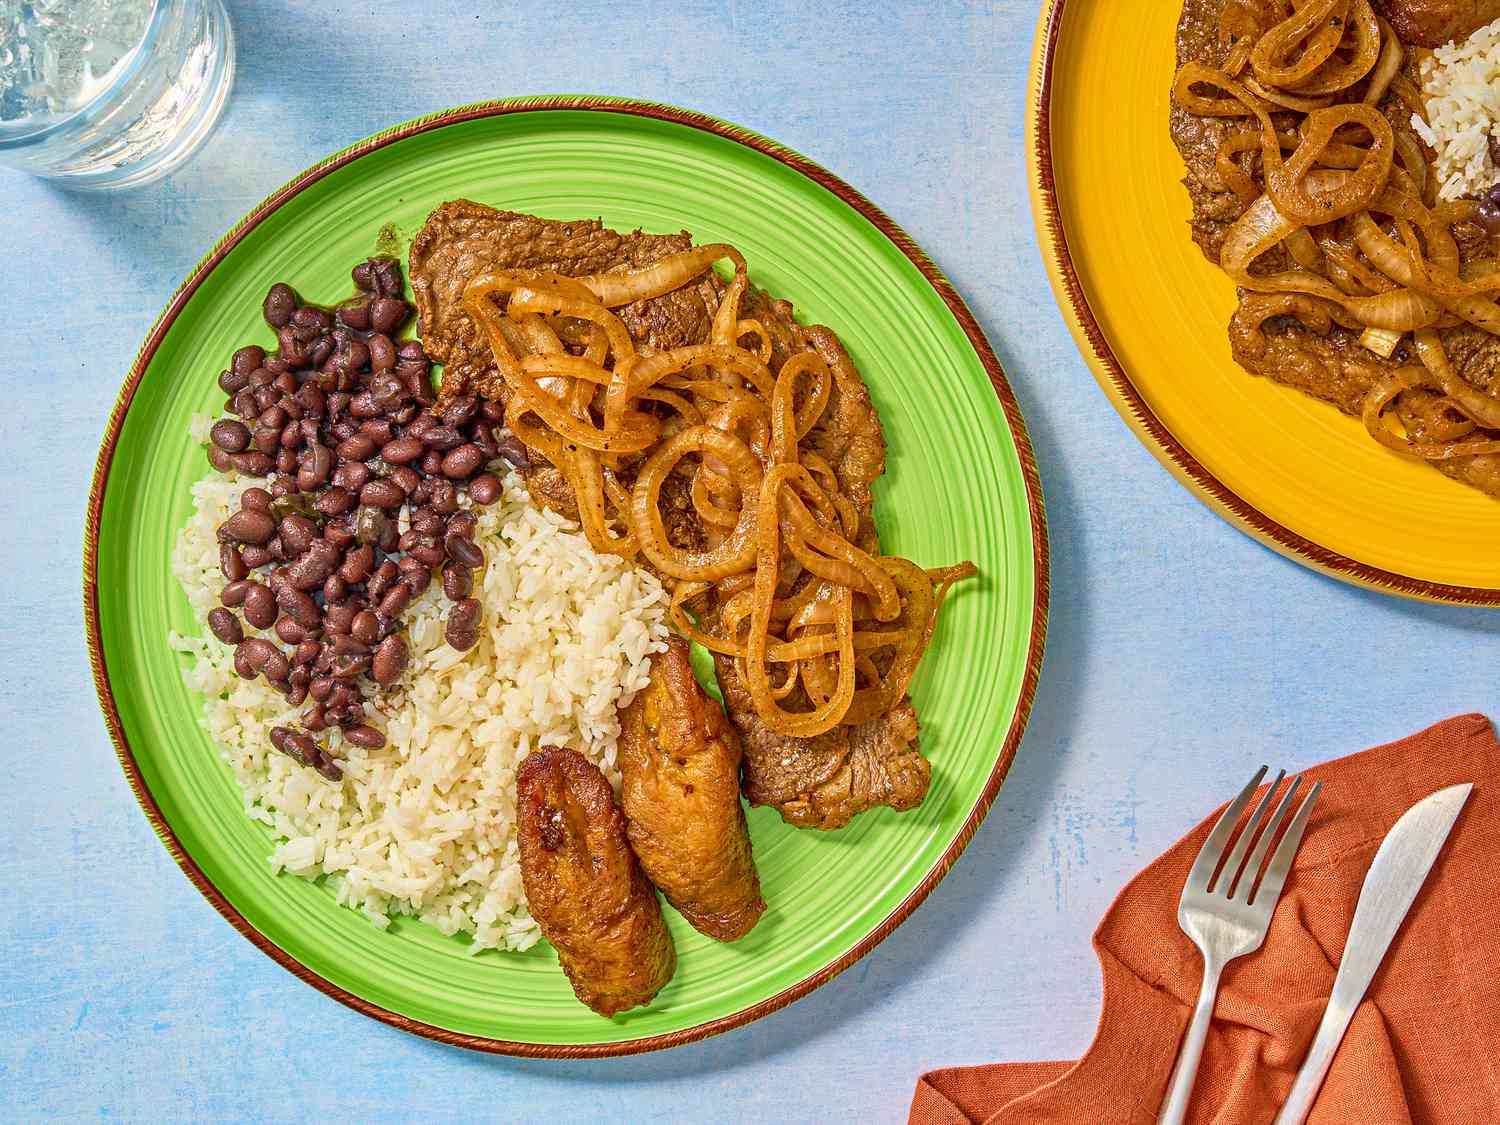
top-left (86, 97), bottom-right (1048, 1055)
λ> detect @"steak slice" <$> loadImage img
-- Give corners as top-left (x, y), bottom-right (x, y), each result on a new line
top-left (1376, 0), bottom-right (1500, 46)
top-left (409, 200), bottom-right (721, 400)
top-left (1170, 0), bottom-right (1500, 498)
top-left (406, 201), bottom-right (928, 826)
top-left (714, 656), bottom-right (929, 831)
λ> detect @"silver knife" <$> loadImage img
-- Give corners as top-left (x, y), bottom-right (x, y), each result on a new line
top-left (1272, 782), bottom-right (1472, 1125)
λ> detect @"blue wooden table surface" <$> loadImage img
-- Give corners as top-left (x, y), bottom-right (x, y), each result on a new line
top-left (3, 1), bottom-right (1497, 1121)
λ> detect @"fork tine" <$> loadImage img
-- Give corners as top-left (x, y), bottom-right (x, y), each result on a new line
top-left (1249, 782), bottom-right (1321, 907)
top-left (1233, 775), bottom-right (1302, 899)
top-left (1186, 765), bottom-right (1267, 892)
top-left (1218, 769), bottom-right (1285, 896)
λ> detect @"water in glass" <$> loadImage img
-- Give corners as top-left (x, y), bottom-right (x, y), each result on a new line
top-left (0, 0), bottom-right (234, 189)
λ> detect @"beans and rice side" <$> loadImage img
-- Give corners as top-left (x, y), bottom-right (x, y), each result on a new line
top-left (171, 257), bottom-right (669, 950)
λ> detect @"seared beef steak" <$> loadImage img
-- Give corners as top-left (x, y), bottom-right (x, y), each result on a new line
top-left (408, 200), bottom-right (931, 827)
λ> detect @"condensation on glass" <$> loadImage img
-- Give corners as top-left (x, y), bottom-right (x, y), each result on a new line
top-left (0, 0), bottom-right (234, 189)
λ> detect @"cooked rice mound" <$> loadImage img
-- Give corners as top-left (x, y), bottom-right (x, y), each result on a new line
top-left (171, 468), bottom-right (668, 952)
top-left (1413, 17), bottom-right (1500, 201)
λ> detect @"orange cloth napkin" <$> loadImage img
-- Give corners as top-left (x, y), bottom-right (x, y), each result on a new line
top-left (911, 714), bottom-right (1500, 1125)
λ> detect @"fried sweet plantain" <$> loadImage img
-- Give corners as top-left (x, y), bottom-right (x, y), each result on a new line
top-left (618, 636), bottom-right (765, 941)
top-left (515, 746), bottom-right (675, 1017)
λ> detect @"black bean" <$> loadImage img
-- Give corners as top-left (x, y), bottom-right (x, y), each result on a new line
top-left (332, 461), bottom-right (371, 492)
top-left (276, 618), bottom-right (308, 645)
top-left (398, 339), bottom-right (426, 364)
top-left (446, 534), bottom-right (483, 568)
top-left (407, 541), bottom-right (445, 568)
top-left (220, 508), bottom-right (276, 545)
top-left (373, 258), bottom-right (402, 297)
top-left (371, 635), bottom-right (409, 685)
top-left (284, 730), bottom-right (318, 766)
top-left (238, 637), bottom-right (289, 681)
top-left (210, 419), bottom-right (251, 453)
top-left (446, 599), bottom-right (481, 651)
top-left (337, 300), bottom-right (370, 331)
top-left (312, 484), bottom-right (355, 517)
top-left (241, 487), bottom-right (274, 512)
top-left (219, 367), bottom-right (249, 394)
top-left (280, 327), bottom-right (312, 368)
top-left (279, 421), bottom-right (303, 450)
top-left (350, 610), bottom-right (382, 646)
top-left (324, 521), bottom-right (355, 550)
top-left (360, 479), bottom-right (404, 509)
top-left (441, 444), bottom-right (484, 479)
top-left (276, 584), bottom-right (320, 630)
top-left (294, 639), bottom-right (321, 666)
top-left (389, 466), bottom-right (421, 496)
top-left (294, 383), bottom-right (325, 419)
top-left (410, 508), bottom-right (443, 536)
top-left (207, 607), bottom-right (243, 645)
top-left (286, 540), bottom-right (340, 591)
top-left (229, 345), bottom-right (265, 379)
top-left (219, 543), bottom-right (248, 582)
top-left (324, 602), bottom-right (358, 635)
top-left (421, 424), bottom-right (463, 451)
top-left (303, 704), bottom-right (329, 732)
top-left (338, 544), bottom-right (374, 584)
top-left (230, 389), bottom-right (258, 419)
top-left (296, 445), bottom-right (334, 492)
top-left (343, 724), bottom-right (386, 749)
top-left (331, 634), bottom-right (369, 657)
top-left (381, 435), bottom-right (423, 464)
top-left (208, 445), bottom-right (234, 472)
top-left (468, 473), bottom-right (502, 504)
top-left (439, 396), bottom-right (478, 427)
top-left (253, 386), bottom-right (281, 414)
top-left (220, 579), bottom-right (252, 607)
top-left (348, 391), bottom-right (381, 418)
top-left (242, 582), bottom-right (278, 629)
top-left (337, 433), bottom-right (377, 461)
top-left (419, 449), bottom-right (444, 475)
top-left (443, 563), bottom-right (471, 601)
top-left (406, 412), bottom-right (436, 439)
top-left (479, 399), bottom-right (505, 423)
top-left (447, 510), bottom-right (477, 538)
top-left (398, 558), bottom-right (431, 595)
top-left (428, 479), bottom-right (459, 515)
top-left (252, 423), bottom-right (280, 456)
top-left (263, 283), bottom-right (296, 327)
top-left (352, 260), bottom-right (375, 290)
top-left (359, 418), bottom-right (395, 446)
top-left (332, 652), bottom-right (371, 680)
top-left (354, 505), bottom-right (388, 545)
top-left (240, 544), bottom-right (272, 568)
top-left (403, 364), bottom-right (435, 405)
top-left (378, 583), bottom-right (412, 618)
top-left (368, 333), bottom-right (397, 371)
top-left (229, 451), bottom-right (274, 476)
top-left (309, 675), bottom-right (335, 702)
top-left (308, 336), bottom-right (334, 368)
top-left (233, 643), bottom-right (256, 679)
top-left (278, 513), bottom-right (318, 557)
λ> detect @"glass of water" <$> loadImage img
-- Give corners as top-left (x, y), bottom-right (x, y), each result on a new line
top-left (0, 0), bottom-right (234, 190)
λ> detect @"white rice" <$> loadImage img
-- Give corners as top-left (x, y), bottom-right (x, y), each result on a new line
top-left (1412, 17), bottom-right (1500, 202)
top-left (170, 455), bottom-right (668, 952)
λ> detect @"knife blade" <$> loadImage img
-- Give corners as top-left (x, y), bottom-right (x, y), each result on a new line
top-left (1272, 782), bottom-right (1472, 1125)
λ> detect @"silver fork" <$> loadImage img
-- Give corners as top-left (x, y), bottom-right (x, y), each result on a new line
top-left (1156, 767), bottom-right (1322, 1125)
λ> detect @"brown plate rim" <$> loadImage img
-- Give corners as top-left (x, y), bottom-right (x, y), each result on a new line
top-left (83, 94), bottom-right (1051, 1057)
top-left (1029, 0), bottom-right (1500, 606)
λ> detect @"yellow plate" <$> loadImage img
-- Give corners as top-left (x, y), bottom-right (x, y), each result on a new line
top-left (1027, 0), bottom-right (1500, 604)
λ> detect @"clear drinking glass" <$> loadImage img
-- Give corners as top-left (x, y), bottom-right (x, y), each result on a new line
top-left (0, 0), bottom-right (234, 189)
